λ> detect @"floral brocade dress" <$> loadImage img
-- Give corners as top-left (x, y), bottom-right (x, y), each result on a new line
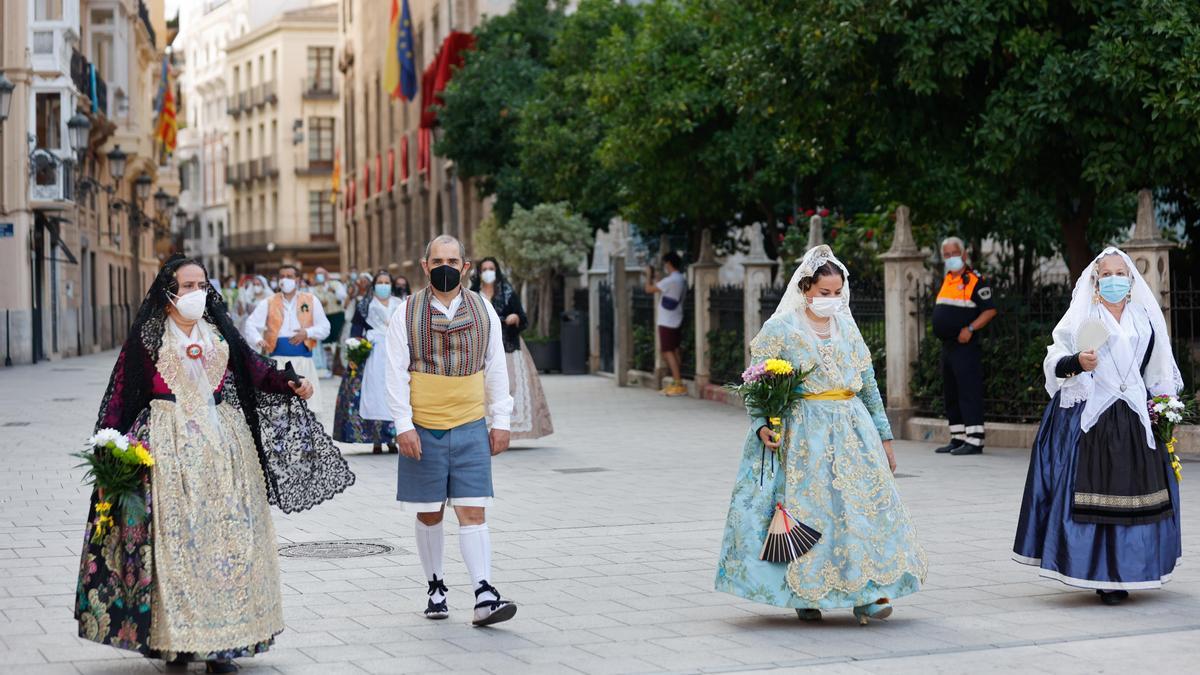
top-left (715, 312), bottom-right (928, 609)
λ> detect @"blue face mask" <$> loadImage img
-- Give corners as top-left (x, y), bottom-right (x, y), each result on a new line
top-left (944, 255), bottom-right (965, 272)
top-left (315, 274), bottom-right (326, 283)
top-left (1098, 275), bottom-right (1131, 303)
top-left (374, 283), bottom-right (393, 300)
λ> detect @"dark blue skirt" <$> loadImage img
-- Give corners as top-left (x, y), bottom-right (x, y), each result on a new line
top-left (1012, 392), bottom-right (1182, 589)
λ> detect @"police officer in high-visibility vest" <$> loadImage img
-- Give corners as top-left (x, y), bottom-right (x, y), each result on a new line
top-left (932, 237), bottom-right (998, 455)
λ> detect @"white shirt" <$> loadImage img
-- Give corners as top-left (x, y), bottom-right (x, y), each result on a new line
top-left (655, 271), bottom-right (687, 329)
top-left (384, 290), bottom-right (513, 434)
top-left (243, 293), bottom-right (331, 348)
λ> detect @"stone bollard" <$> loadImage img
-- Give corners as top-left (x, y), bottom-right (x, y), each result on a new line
top-left (879, 205), bottom-right (927, 436)
top-left (691, 229), bottom-right (721, 389)
top-left (1123, 189), bottom-right (1174, 334)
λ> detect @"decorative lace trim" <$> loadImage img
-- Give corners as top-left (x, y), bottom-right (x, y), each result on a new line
top-left (1074, 489), bottom-right (1170, 508)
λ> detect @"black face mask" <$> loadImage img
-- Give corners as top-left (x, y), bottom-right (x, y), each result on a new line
top-left (394, 284), bottom-right (409, 297)
top-left (429, 265), bottom-right (461, 293)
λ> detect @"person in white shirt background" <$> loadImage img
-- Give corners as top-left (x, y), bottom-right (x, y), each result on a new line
top-left (243, 264), bottom-right (332, 414)
top-left (644, 251), bottom-right (689, 396)
top-left (384, 234), bottom-right (518, 627)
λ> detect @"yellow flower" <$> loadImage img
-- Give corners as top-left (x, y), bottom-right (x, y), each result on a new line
top-left (96, 501), bottom-right (112, 514)
top-left (764, 358), bottom-right (794, 376)
top-left (133, 444), bottom-right (155, 467)
top-left (768, 417), bottom-right (782, 428)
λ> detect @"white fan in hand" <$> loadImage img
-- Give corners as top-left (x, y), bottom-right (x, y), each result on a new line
top-left (1076, 318), bottom-right (1110, 353)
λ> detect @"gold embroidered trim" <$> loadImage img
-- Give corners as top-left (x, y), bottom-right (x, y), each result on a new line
top-left (1073, 489), bottom-right (1170, 508)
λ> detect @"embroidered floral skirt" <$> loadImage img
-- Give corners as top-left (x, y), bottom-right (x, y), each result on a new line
top-left (333, 366), bottom-right (396, 444)
top-left (75, 401), bottom-right (284, 659)
top-left (715, 399), bottom-right (927, 609)
top-left (507, 339), bottom-right (554, 441)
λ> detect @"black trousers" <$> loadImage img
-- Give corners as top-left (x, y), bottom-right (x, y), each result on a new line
top-left (941, 341), bottom-right (985, 446)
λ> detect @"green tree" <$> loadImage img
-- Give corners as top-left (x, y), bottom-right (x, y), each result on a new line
top-left (499, 202), bottom-right (592, 337)
top-left (435, 0), bottom-right (566, 222)
top-left (516, 0), bottom-right (641, 232)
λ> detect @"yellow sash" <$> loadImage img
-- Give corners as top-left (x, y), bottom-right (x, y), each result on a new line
top-left (410, 371), bottom-right (486, 430)
top-left (802, 389), bottom-right (855, 401)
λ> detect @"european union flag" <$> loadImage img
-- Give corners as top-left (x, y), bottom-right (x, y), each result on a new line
top-left (398, 0), bottom-right (417, 101)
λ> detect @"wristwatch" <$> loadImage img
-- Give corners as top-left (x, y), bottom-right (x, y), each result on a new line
top-left (966, 325), bottom-right (975, 333)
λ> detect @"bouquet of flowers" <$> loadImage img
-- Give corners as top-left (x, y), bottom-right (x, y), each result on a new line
top-left (726, 358), bottom-right (813, 457)
top-left (74, 429), bottom-right (156, 543)
top-left (345, 337), bottom-right (373, 372)
top-left (1148, 395), bottom-right (1193, 483)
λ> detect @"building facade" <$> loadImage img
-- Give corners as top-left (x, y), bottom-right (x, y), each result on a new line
top-left (0, 0), bottom-right (179, 366)
top-left (222, 2), bottom-right (341, 274)
top-left (337, 0), bottom-right (512, 283)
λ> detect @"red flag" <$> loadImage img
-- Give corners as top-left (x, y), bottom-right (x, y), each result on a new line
top-left (364, 163), bottom-right (371, 198)
top-left (387, 147), bottom-right (395, 190)
top-left (400, 135), bottom-right (410, 182)
top-left (375, 153), bottom-right (382, 193)
top-left (417, 128), bottom-right (431, 179)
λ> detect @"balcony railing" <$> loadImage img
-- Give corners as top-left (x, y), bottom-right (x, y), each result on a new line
top-left (138, 1), bottom-right (157, 47)
top-left (226, 94), bottom-right (240, 117)
top-left (238, 90), bottom-right (250, 112)
top-left (225, 163), bottom-right (243, 185)
top-left (295, 158), bottom-right (334, 176)
top-left (302, 77), bottom-right (336, 100)
top-left (220, 230), bottom-right (273, 252)
top-left (261, 155), bottom-right (278, 177)
top-left (262, 80), bottom-right (278, 105)
top-left (252, 84), bottom-right (264, 108)
top-left (71, 49), bottom-right (109, 117)
top-left (247, 158), bottom-right (260, 180)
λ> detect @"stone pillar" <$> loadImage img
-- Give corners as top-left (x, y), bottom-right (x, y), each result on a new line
top-left (879, 205), bottom-right (926, 435)
top-left (1124, 189), bottom-right (1174, 332)
top-left (691, 229), bottom-right (720, 389)
top-left (612, 253), bottom-right (632, 386)
top-left (654, 233), bottom-right (670, 380)
top-left (806, 214), bottom-right (823, 249)
top-left (742, 225), bottom-right (777, 363)
top-left (587, 271), bottom-right (602, 372)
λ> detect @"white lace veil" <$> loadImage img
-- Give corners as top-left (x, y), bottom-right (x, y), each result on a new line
top-left (770, 244), bottom-right (852, 322)
top-left (1043, 246), bottom-right (1183, 408)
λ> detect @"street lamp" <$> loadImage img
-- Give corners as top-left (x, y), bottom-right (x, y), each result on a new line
top-left (0, 73), bottom-right (13, 125)
top-left (106, 145), bottom-right (127, 180)
top-left (135, 173), bottom-right (152, 201)
top-left (153, 187), bottom-right (169, 215)
top-left (67, 113), bottom-right (90, 156)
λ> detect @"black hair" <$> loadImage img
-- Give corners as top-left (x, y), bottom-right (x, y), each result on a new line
top-left (279, 263), bottom-right (300, 275)
top-left (470, 256), bottom-right (509, 292)
top-left (662, 252), bottom-right (684, 270)
top-left (372, 270), bottom-right (393, 287)
top-left (798, 262), bottom-right (845, 293)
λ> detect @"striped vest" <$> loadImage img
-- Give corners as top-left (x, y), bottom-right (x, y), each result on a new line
top-left (405, 288), bottom-right (491, 376)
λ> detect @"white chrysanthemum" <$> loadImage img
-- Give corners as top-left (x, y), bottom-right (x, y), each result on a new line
top-left (89, 428), bottom-right (123, 447)
top-left (346, 337), bottom-right (361, 349)
top-left (1165, 411), bottom-right (1182, 423)
top-left (1167, 399), bottom-right (1184, 410)
top-left (1153, 402), bottom-right (1166, 413)
top-left (113, 435), bottom-right (130, 450)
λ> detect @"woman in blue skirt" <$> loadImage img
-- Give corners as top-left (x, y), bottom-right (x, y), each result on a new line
top-left (1013, 247), bottom-right (1185, 604)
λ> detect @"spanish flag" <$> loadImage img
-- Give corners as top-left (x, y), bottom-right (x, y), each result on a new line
top-left (383, 0), bottom-right (417, 101)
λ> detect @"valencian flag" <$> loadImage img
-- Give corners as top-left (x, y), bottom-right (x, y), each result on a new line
top-left (383, 0), bottom-right (417, 101)
top-left (330, 148), bottom-right (341, 204)
top-left (154, 56), bottom-right (177, 155)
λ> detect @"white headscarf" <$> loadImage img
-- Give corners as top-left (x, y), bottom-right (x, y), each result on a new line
top-left (770, 244), bottom-right (852, 322)
top-left (1043, 246), bottom-right (1183, 445)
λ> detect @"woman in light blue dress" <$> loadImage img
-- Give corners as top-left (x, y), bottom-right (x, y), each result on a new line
top-left (715, 245), bottom-right (927, 624)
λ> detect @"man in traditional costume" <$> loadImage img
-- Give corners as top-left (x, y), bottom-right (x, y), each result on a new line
top-left (244, 264), bottom-right (331, 412)
top-left (385, 235), bottom-right (517, 626)
top-left (311, 266), bottom-right (347, 377)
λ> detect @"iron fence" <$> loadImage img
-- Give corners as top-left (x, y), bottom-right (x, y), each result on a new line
top-left (598, 281), bottom-right (613, 373)
top-left (632, 288), bottom-right (655, 372)
top-left (681, 285), bottom-right (695, 380)
top-left (709, 284), bottom-right (744, 385)
top-left (850, 275), bottom-right (886, 393)
top-left (1169, 272), bottom-right (1199, 399)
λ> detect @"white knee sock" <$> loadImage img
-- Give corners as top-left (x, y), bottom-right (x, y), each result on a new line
top-left (415, 520), bottom-right (445, 602)
top-left (458, 523), bottom-right (496, 602)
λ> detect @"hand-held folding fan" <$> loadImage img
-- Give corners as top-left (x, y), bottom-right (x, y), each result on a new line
top-left (1076, 318), bottom-right (1110, 353)
top-left (760, 503), bottom-right (821, 563)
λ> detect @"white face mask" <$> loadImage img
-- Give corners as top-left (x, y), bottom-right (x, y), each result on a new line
top-left (480, 270), bottom-right (497, 285)
top-left (172, 290), bottom-right (207, 321)
top-left (808, 295), bottom-right (844, 318)
top-left (279, 278), bottom-right (297, 294)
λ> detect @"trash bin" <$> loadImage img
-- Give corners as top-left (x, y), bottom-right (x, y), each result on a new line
top-left (560, 309), bottom-right (588, 374)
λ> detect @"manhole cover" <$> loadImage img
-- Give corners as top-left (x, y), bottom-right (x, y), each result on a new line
top-left (52, 397), bottom-right (78, 402)
top-left (278, 541), bottom-right (397, 559)
top-left (2, 422), bottom-right (30, 427)
top-left (554, 467), bottom-right (609, 474)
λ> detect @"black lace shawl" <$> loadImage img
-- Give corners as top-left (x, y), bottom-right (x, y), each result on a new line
top-left (94, 255), bottom-right (355, 513)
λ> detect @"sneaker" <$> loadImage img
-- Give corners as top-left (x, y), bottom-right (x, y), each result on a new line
top-left (472, 581), bottom-right (517, 627)
top-left (951, 443), bottom-right (983, 455)
top-left (665, 385), bottom-right (688, 397)
top-left (424, 576), bottom-right (449, 620)
top-left (934, 439), bottom-right (963, 454)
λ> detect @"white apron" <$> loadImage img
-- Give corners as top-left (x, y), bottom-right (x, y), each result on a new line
top-left (359, 297), bottom-right (399, 421)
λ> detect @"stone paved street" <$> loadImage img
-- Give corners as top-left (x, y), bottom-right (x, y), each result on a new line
top-left (2, 350), bottom-right (1199, 674)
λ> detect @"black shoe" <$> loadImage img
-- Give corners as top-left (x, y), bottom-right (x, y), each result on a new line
top-left (472, 581), bottom-right (518, 627)
top-left (934, 439), bottom-right (964, 454)
top-left (951, 444), bottom-right (982, 455)
top-left (425, 576), bottom-right (449, 620)
top-left (1097, 589), bottom-right (1129, 605)
top-left (206, 660), bottom-right (239, 674)
top-left (164, 655), bottom-right (189, 671)
top-left (387, 442), bottom-right (399, 454)
top-left (372, 443), bottom-right (383, 454)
